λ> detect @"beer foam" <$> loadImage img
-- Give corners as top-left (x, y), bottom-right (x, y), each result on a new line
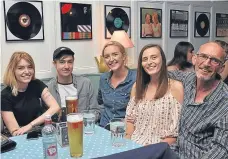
top-left (66, 96), bottom-right (77, 100)
top-left (67, 114), bottom-right (83, 123)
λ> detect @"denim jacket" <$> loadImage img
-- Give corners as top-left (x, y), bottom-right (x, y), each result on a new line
top-left (47, 74), bottom-right (100, 122)
top-left (98, 69), bottom-right (137, 127)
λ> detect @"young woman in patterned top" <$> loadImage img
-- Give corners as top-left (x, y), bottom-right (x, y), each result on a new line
top-left (125, 44), bottom-right (184, 146)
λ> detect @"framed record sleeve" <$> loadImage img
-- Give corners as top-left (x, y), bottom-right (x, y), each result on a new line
top-left (194, 12), bottom-right (210, 37)
top-left (216, 13), bottom-right (228, 37)
top-left (105, 5), bottom-right (131, 39)
top-left (60, 3), bottom-right (92, 40)
top-left (140, 8), bottom-right (162, 38)
top-left (3, 1), bottom-right (44, 41)
top-left (170, 10), bottom-right (188, 38)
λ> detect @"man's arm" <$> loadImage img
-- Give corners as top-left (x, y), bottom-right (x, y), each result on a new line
top-left (200, 114), bottom-right (228, 159)
top-left (88, 81), bottom-right (101, 123)
top-left (168, 70), bottom-right (189, 83)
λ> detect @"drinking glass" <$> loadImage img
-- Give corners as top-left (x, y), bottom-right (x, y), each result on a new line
top-left (67, 113), bottom-right (83, 157)
top-left (65, 95), bottom-right (78, 114)
top-left (83, 110), bottom-right (95, 134)
top-left (110, 118), bottom-right (126, 147)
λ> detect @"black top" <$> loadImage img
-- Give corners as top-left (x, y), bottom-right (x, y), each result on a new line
top-left (224, 76), bottom-right (228, 85)
top-left (1, 79), bottom-right (47, 126)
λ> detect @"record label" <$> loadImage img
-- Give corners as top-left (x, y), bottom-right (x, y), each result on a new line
top-left (19, 14), bottom-right (31, 27)
top-left (106, 8), bottom-right (129, 35)
top-left (114, 18), bottom-right (123, 28)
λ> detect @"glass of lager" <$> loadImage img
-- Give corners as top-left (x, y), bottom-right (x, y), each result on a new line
top-left (65, 95), bottom-right (78, 114)
top-left (67, 113), bottom-right (83, 157)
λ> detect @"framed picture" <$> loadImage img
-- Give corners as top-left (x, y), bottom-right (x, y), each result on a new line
top-left (194, 12), bottom-right (210, 37)
top-left (60, 2), bottom-right (92, 40)
top-left (216, 13), bottom-right (228, 37)
top-left (140, 8), bottom-right (162, 38)
top-left (3, 1), bottom-right (44, 41)
top-left (170, 10), bottom-right (188, 38)
top-left (105, 5), bottom-right (131, 39)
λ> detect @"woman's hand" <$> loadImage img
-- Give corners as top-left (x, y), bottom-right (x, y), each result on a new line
top-left (125, 134), bottom-right (131, 139)
top-left (13, 124), bottom-right (32, 136)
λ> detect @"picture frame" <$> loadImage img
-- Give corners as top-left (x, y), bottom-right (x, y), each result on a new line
top-left (140, 7), bottom-right (162, 38)
top-left (60, 2), bottom-right (92, 40)
top-left (3, 1), bottom-right (44, 41)
top-left (170, 9), bottom-right (188, 38)
top-left (104, 5), bottom-right (131, 39)
top-left (194, 12), bottom-right (210, 37)
top-left (216, 13), bottom-right (228, 37)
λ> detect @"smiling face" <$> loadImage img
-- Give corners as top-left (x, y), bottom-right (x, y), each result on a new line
top-left (54, 55), bottom-right (74, 78)
top-left (152, 13), bottom-right (158, 24)
top-left (141, 47), bottom-right (162, 76)
top-left (103, 45), bottom-right (126, 72)
top-left (145, 14), bottom-right (151, 24)
top-left (192, 42), bottom-right (225, 81)
top-left (15, 59), bottom-right (34, 86)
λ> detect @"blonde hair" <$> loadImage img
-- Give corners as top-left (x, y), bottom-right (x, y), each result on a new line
top-left (102, 41), bottom-right (126, 57)
top-left (3, 51), bottom-right (35, 96)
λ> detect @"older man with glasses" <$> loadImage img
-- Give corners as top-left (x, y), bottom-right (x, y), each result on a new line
top-left (169, 42), bottom-right (228, 159)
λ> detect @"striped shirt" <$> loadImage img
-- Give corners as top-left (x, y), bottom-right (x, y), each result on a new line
top-left (169, 71), bottom-right (228, 159)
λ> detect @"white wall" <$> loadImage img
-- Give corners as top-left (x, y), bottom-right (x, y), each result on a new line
top-left (1, 0), bottom-right (228, 83)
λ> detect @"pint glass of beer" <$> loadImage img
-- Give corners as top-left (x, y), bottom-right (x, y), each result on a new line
top-left (65, 95), bottom-right (78, 114)
top-left (67, 113), bottom-right (83, 157)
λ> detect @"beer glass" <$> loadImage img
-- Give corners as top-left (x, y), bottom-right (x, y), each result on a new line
top-left (110, 118), bottom-right (126, 147)
top-left (67, 113), bottom-right (83, 157)
top-left (65, 95), bottom-right (78, 114)
top-left (83, 110), bottom-right (95, 134)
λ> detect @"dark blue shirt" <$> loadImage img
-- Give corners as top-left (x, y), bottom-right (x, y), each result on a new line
top-left (98, 69), bottom-right (136, 127)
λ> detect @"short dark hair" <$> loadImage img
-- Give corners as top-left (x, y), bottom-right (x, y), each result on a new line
top-left (53, 47), bottom-right (75, 61)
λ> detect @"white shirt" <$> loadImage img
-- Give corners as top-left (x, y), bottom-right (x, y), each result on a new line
top-left (58, 83), bottom-right (77, 107)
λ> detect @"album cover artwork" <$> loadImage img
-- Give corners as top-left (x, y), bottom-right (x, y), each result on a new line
top-left (60, 3), bottom-right (92, 40)
top-left (105, 5), bottom-right (131, 39)
top-left (170, 10), bottom-right (188, 38)
top-left (140, 7), bottom-right (162, 38)
top-left (216, 13), bottom-right (228, 37)
top-left (3, 1), bottom-right (44, 41)
top-left (194, 12), bottom-right (210, 37)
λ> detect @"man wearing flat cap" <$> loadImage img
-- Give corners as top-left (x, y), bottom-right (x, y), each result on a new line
top-left (46, 47), bottom-right (100, 122)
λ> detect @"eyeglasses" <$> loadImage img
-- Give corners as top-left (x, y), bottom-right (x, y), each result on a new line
top-left (196, 53), bottom-right (224, 66)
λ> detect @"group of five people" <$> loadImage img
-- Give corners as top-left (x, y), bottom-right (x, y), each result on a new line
top-left (1, 40), bottom-right (228, 158)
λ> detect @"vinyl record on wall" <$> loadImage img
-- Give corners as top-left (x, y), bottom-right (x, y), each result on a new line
top-left (106, 8), bottom-right (129, 35)
top-left (194, 12), bottom-right (210, 37)
top-left (3, 1), bottom-right (44, 41)
top-left (60, 2), bottom-right (92, 40)
top-left (105, 5), bottom-right (131, 39)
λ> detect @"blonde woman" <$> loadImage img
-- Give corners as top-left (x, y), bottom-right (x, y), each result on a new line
top-left (1, 52), bottom-right (60, 136)
top-left (125, 44), bottom-right (183, 146)
top-left (98, 41), bottom-right (136, 128)
top-left (151, 12), bottom-right (161, 37)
